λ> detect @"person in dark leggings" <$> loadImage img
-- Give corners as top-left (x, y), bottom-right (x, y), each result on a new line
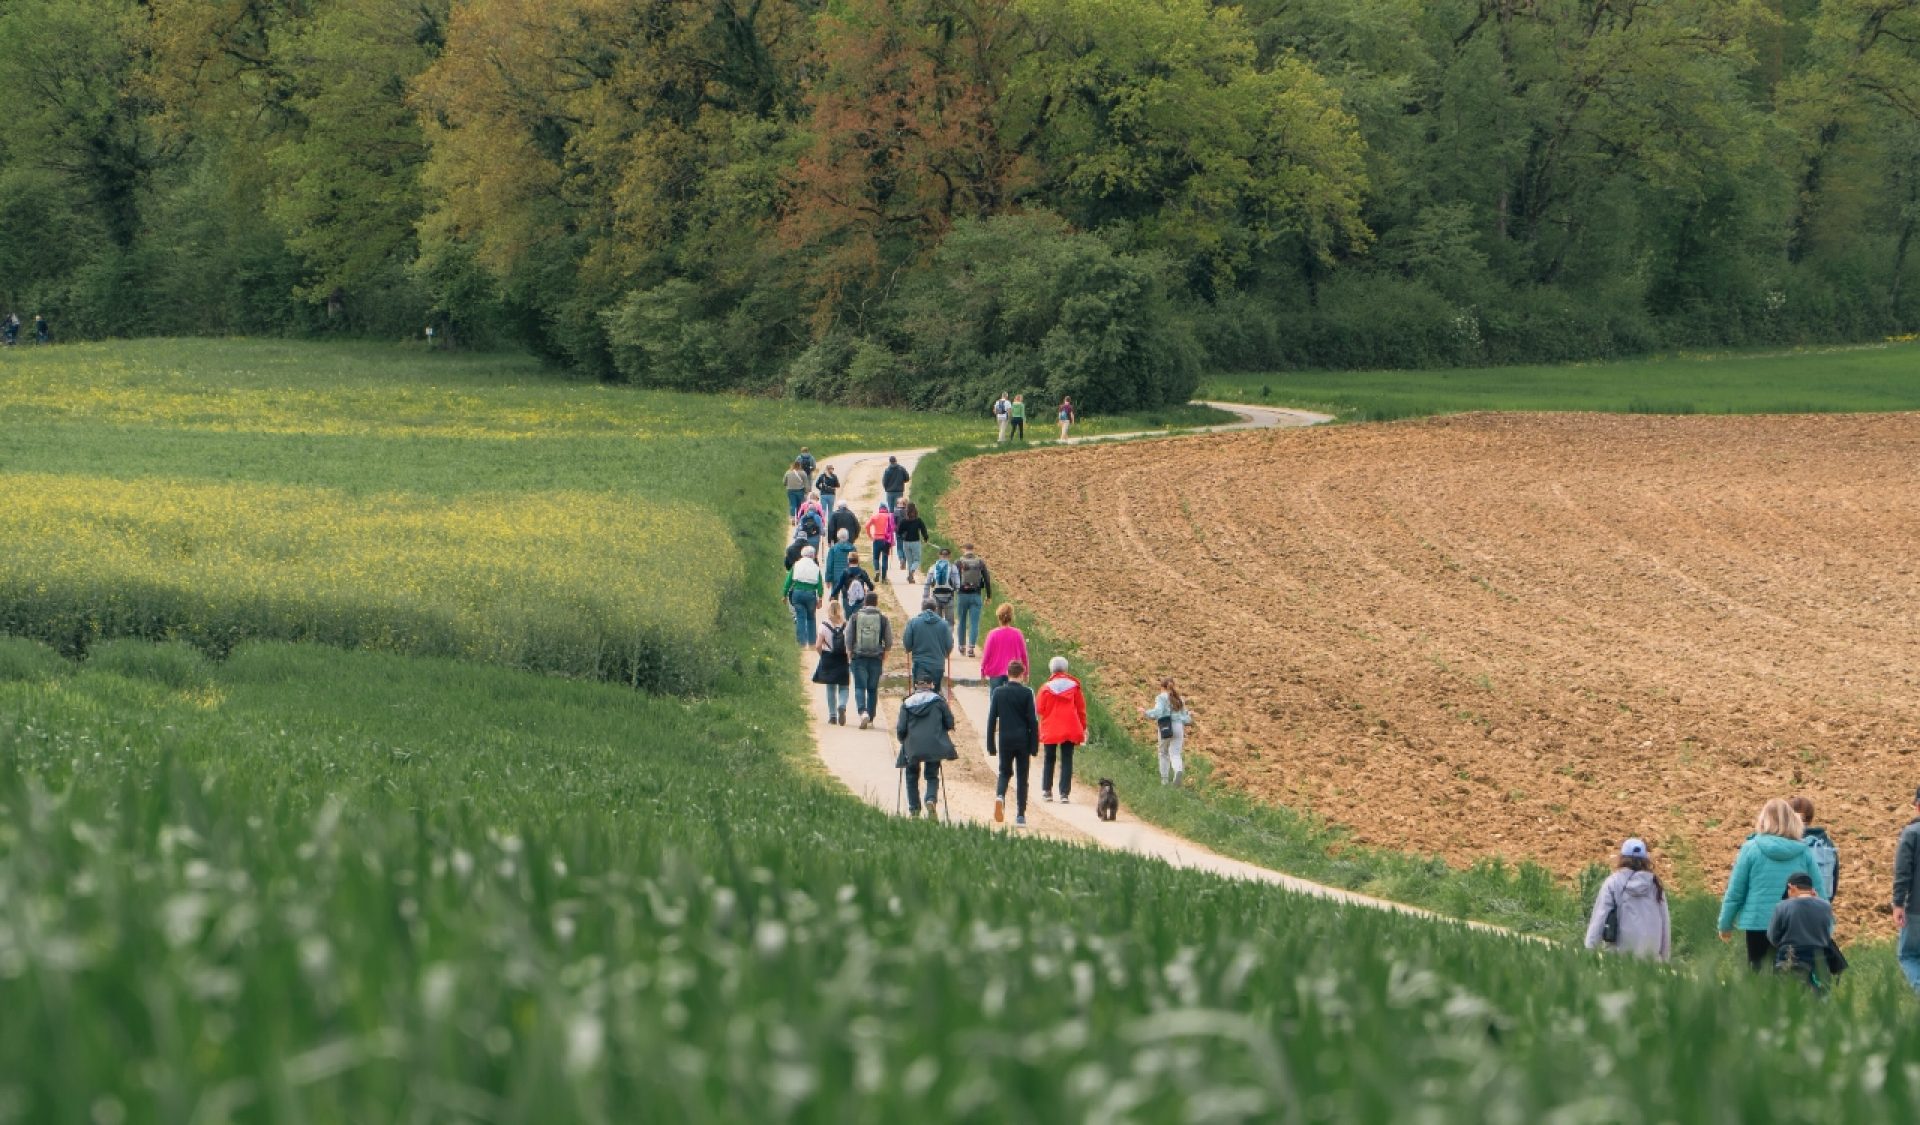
top-left (1035, 656), bottom-right (1087, 804)
top-left (986, 661), bottom-right (1040, 826)
top-left (1717, 798), bottom-right (1827, 970)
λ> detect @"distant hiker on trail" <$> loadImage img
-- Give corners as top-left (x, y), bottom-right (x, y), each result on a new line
top-left (1770, 872), bottom-right (1845, 993)
top-left (881, 456), bottom-right (910, 513)
top-left (816, 465), bottom-right (840, 519)
top-left (785, 460), bottom-right (809, 521)
top-left (979, 603), bottom-right (1028, 694)
top-left (986, 659), bottom-right (1040, 826)
top-left (797, 447), bottom-right (816, 490)
top-left (1141, 678), bottom-right (1194, 787)
top-left (1892, 785), bottom-right (1920, 994)
top-left (866, 505), bottom-right (895, 583)
top-left (784, 545), bottom-right (823, 647)
top-left (1036, 656), bottom-right (1087, 804)
top-left (796, 505), bottom-right (824, 553)
top-left (994, 392), bottom-right (1012, 443)
top-left (825, 528), bottom-right (854, 592)
top-left (1057, 396), bottom-right (1076, 440)
top-left (902, 598), bottom-right (955, 693)
top-left (1718, 798), bottom-right (1827, 971)
top-left (33, 314), bottom-right (48, 345)
top-left (814, 601), bottom-right (852, 725)
top-left (1010, 394), bottom-right (1026, 440)
top-left (955, 544), bottom-right (992, 658)
top-left (832, 552), bottom-right (873, 617)
top-left (895, 502), bottom-right (929, 584)
top-left (1582, 838), bottom-right (1670, 962)
top-left (846, 592), bottom-right (892, 729)
top-left (896, 675), bottom-right (958, 819)
top-left (925, 547), bottom-right (958, 626)
top-left (796, 491), bottom-right (826, 534)
top-left (1790, 796), bottom-right (1840, 901)
top-left (829, 500), bottom-right (861, 548)
top-left (3, 313), bottom-right (17, 346)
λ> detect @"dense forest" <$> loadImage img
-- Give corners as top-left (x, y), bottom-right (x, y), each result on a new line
top-left (0, 0), bottom-right (1916, 411)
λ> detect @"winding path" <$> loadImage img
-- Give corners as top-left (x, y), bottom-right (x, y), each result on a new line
top-left (793, 403), bottom-right (1515, 932)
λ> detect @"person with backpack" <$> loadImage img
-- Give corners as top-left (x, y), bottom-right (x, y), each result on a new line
top-left (784, 460), bottom-right (809, 521)
top-left (994, 393), bottom-right (1012, 443)
top-left (881, 456), bottom-right (910, 514)
top-left (783, 545), bottom-right (823, 647)
top-left (845, 592), bottom-right (892, 729)
top-left (925, 548), bottom-right (959, 626)
top-left (896, 676), bottom-right (958, 818)
top-left (865, 505), bottom-right (896, 583)
top-left (2, 313), bottom-right (17, 346)
top-left (829, 501), bottom-right (861, 549)
top-left (816, 465), bottom-right (840, 519)
top-left (825, 529), bottom-right (854, 593)
top-left (796, 491), bottom-right (826, 535)
top-left (979, 603), bottom-right (1029, 695)
top-left (1892, 786), bottom-right (1920, 994)
top-left (796, 447), bottom-right (816, 490)
top-left (901, 598), bottom-right (955, 693)
top-left (895, 502), bottom-right (929, 584)
top-left (832, 552), bottom-right (874, 617)
top-left (1057, 396), bottom-right (1076, 440)
top-left (1010, 394), bottom-right (1026, 440)
top-left (954, 544), bottom-right (992, 658)
top-left (1582, 838), bottom-right (1671, 962)
top-left (1770, 873), bottom-right (1846, 993)
top-left (1718, 798), bottom-right (1828, 971)
top-left (813, 601), bottom-right (852, 725)
top-left (1036, 657), bottom-right (1087, 804)
top-left (1141, 678), bottom-right (1195, 787)
top-left (784, 526), bottom-right (812, 570)
top-left (1790, 796), bottom-right (1840, 901)
top-left (986, 660), bottom-right (1040, 826)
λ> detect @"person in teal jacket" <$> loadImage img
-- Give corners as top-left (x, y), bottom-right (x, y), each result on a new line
top-left (1718, 798), bottom-right (1828, 971)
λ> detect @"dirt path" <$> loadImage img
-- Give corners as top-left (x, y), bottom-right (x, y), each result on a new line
top-left (791, 405), bottom-right (1520, 930)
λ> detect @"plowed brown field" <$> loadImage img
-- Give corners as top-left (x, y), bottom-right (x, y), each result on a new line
top-left (943, 412), bottom-right (1920, 934)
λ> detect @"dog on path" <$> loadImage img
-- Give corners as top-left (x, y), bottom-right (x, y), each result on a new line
top-left (1096, 779), bottom-right (1119, 822)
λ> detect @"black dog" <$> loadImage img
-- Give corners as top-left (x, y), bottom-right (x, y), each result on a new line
top-left (1096, 779), bottom-right (1119, 822)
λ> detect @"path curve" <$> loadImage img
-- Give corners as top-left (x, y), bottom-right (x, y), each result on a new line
top-left (795, 403), bottom-right (1514, 933)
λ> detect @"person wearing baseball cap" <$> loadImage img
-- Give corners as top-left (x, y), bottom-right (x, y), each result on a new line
top-left (1893, 785), bottom-right (1920, 993)
top-left (1583, 836), bottom-right (1671, 962)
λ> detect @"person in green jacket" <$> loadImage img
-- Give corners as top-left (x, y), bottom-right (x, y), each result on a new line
top-left (1718, 798), bottom-right (1828, 971)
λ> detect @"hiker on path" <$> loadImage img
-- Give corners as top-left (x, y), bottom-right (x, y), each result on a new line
top-left (829, 501), bottom-right (861, 549)
top-left (866, 505), bottom-right (896, 583)
top-left (1892, 786), bottom-right (1920, 993)
top-left (3, 313), bottom-right (17, 346)
top-left (784, 545), bottom-right (823, 647)
top-left (1010, 394), bottom-right (1026, 440)
top-left (796, 447), bottom-right (816, 491)
top-left (784, 527), bottom-right (812, 570)
top-left (896, 676), bottom-right (958, 818)
top-left (895, 502), bottom-right (929, 584)
top-left (979, 603), bottom-right (1028, 694)
top-left (796, 491), bottom-right (826, 535)
top-left (816, 465), bottom-right (840, 519)
top-left (994, 392), bottom-right (1012, 443)
top-left (1718, 798), bottom-right (1828, 971)
top-left (1036, 657), bottom-right (1087, 804)
top-left (1057, 396), bottom-right (1076, 440)
top-left (1791, 796), bottom-right (1840, 901)
top-left (33, 314), bottom-right (48, 345)
top-left (925, 547), bottom-right (959, 626)
top-left (986, 660), bottom-right (1040, 826)
top-left (955, 544), bottom-right (992, 657)
top-left (1770, 873), bottom-right (1844, 993)
top-left (814, 601), bottom-right (852, 725)
top-left (825, 529), bottom-right (854, 592)
top-left (882, 456), bottom-right (910, 514)
top-left (845, 592), bottom-right (892, 729)
top-left (902, 598), bottom-right (955, 693)
top-left (1141, 678), bottom-right (1194, 787)
top-left (784, 460), bottom-right (809, 521)
top-left (1582, 838), bottom-right (1671, 962)
top-left (832, 552), bottom-right (874, 617)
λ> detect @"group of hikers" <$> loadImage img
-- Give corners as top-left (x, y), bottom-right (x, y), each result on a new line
top-left (991, 392), bottom-right (1078, 443)
top-left (1, 313), bottom-right (49, 346)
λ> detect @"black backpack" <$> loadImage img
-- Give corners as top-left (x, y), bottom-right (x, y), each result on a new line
top-left (800, 512), bottom-right (821, 537)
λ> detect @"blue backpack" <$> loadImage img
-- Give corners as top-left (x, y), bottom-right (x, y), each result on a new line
top-left (1804, 830), bottom-right (1838, 896)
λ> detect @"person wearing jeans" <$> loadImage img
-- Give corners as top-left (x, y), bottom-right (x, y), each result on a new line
top-left (846, 593), bottom-right (891, 729)
top-left (1893, 788), bottom-right (1920, 992)
top-left (895, 502), bottom-right (928, 583)
top-left (954, 544), bottom-right (992, 657)
top-left (1035, 656), bottom-right (1087, 803)
top-left (881, 456), bottom-right (910, 515)
top-left (896, 678), bottom-right (957, 817)
top-left (783, 546), bottom-right (822, 646)
top-left (784, 461), bottom-right (808, 521)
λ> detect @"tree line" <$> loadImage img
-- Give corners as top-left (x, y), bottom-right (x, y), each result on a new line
top-left (1, 0), bottom-right (1916, 411)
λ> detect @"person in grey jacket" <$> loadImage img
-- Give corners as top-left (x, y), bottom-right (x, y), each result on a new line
top-left (900, 599), bottom-right (954, 692)
top-left (895, 677), bottom-right (958, 817)
top-left (1584, 838), bottom-right (1671, 962)
top-left (1893, 786), bottom-right (1920, 993)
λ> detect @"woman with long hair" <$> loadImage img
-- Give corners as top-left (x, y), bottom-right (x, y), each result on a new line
top-left (895, 502), bottom-right (929, 584)
top-left (1141, 678), bottom-right (1194, 786)
top-left (813, 600), bottom-right (852, 724)
top-left (1717, 797), bottom-right (1828, 970)
top-left (1584, 838), bottom-right (1671, 961)
top-left (979, 603), bottom-right (1029, 695)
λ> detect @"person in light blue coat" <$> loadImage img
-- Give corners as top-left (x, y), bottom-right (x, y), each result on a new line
top-left (1718, 798), bottom-right (1827, 971)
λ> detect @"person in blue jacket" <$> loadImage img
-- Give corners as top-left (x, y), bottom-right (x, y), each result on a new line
top-left (1718, 798), bottom-right (1828, 971)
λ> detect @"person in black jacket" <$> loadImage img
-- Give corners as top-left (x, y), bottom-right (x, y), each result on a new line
top-left (881, 456), bottom-right (910, 513)
top-left (896, 677), bottom-right (957, 818)
top-left (986, 661), bottom-right (1040, 827)
top-left (816, 465), bottom-right (840, 519)
top-left (828, 502), bottom-right (861, 549)
top-left (1894, 786), bottom-right (1920, 994)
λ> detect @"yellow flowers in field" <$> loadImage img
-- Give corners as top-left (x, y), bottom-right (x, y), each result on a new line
top-left (0, 473), bottom-right (738, 691)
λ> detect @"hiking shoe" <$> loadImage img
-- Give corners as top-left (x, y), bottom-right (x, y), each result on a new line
top-left (837, 709), bottom-right (847, 725)
top-left (908, 807), bottom-right (920, 819)
top-left (1015, 814), bottom-right (1027, 827)
top-left (859, 714), bottom-right (871, 729)
top-left (1041, 791), bottom-right (1052, 802)
top-left (827, 713), bottom-right (838, 725)
top-left (994, 797), bottom-right (1005, 823)
top-left (1058, 793), bottom-right (1069, 805)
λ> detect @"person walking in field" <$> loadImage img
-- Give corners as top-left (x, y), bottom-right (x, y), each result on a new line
top-left (925, 547), bottom-right (959, 626)
top-left (902, 598), bottom-right (955, 693)
top-left (979, 603), bottom-right (1028, 694)
top-left (816, 464), bottom-right (840, 519)
top-left (1892, 786), bottom-right (1920, 994)
top-left (1057, 396), bottom-right (1076, 440)
top-left (829, 500), bottom-right (861, 549)
top-left (986, 660), bottom-right (1040, 826)
top-left (832, 552), bottom-right (873, 617)
top-left (813, 601), bottom-right (852, 725)
top-left (1036, 656), bottom-right (1087, 804)
top-left (1770, 873), bottom-right (1845, 993)
top-left (1141, 678), bottom-right (1194, 786)
top-left (866, 504), bottom-right (896, 583)
top-left (1718, 798), bottom-right (1828, 971)
top-left (1790, 796), bottom-right (1840, 901)
top-left (896, 676), bottom-right (958, 818)
top-left (881, 456), bottom-right (910, 514)
top-left (994, 392), bottom-right (1012, 443)
top-left (1582, 838), bottom-right (1671, 962)
top-left (784, 460), bottom-right (809, 521)
top-left (953, 544), bottom-right (992, 658)
top-left (895, 502), bottom-right (929, 584)
top-left (784, 545), bottom-right (823, 647)
top-left (1009, 394), bottom-right (1026, 440)
top-left (845, 592), bottom-right (891, 729)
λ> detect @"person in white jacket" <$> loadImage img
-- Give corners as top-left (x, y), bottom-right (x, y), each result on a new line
top-left (1584, 838), bottom-right (1672, 962)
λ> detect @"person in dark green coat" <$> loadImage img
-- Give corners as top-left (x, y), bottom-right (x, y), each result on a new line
top-left (1718, 798), bottom-right (1828, 971)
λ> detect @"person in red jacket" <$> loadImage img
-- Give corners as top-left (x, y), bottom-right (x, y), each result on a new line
top-left (1035, 656), bottom-right (1088, 803)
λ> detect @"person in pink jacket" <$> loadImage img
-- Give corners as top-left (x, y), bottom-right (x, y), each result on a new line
top-left (979, 603), bottom-right (1029, 694)
top-left (865, 504), bottom-right (896, 582)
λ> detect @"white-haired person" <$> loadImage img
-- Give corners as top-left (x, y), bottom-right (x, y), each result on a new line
top-left (783, 544), bottom-right (823, 647)
top-left (1035, 656), bottom-right (1087, 803)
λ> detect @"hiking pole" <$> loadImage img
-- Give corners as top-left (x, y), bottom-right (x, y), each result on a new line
top-left (896, 764), bottom-right (904, 817)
